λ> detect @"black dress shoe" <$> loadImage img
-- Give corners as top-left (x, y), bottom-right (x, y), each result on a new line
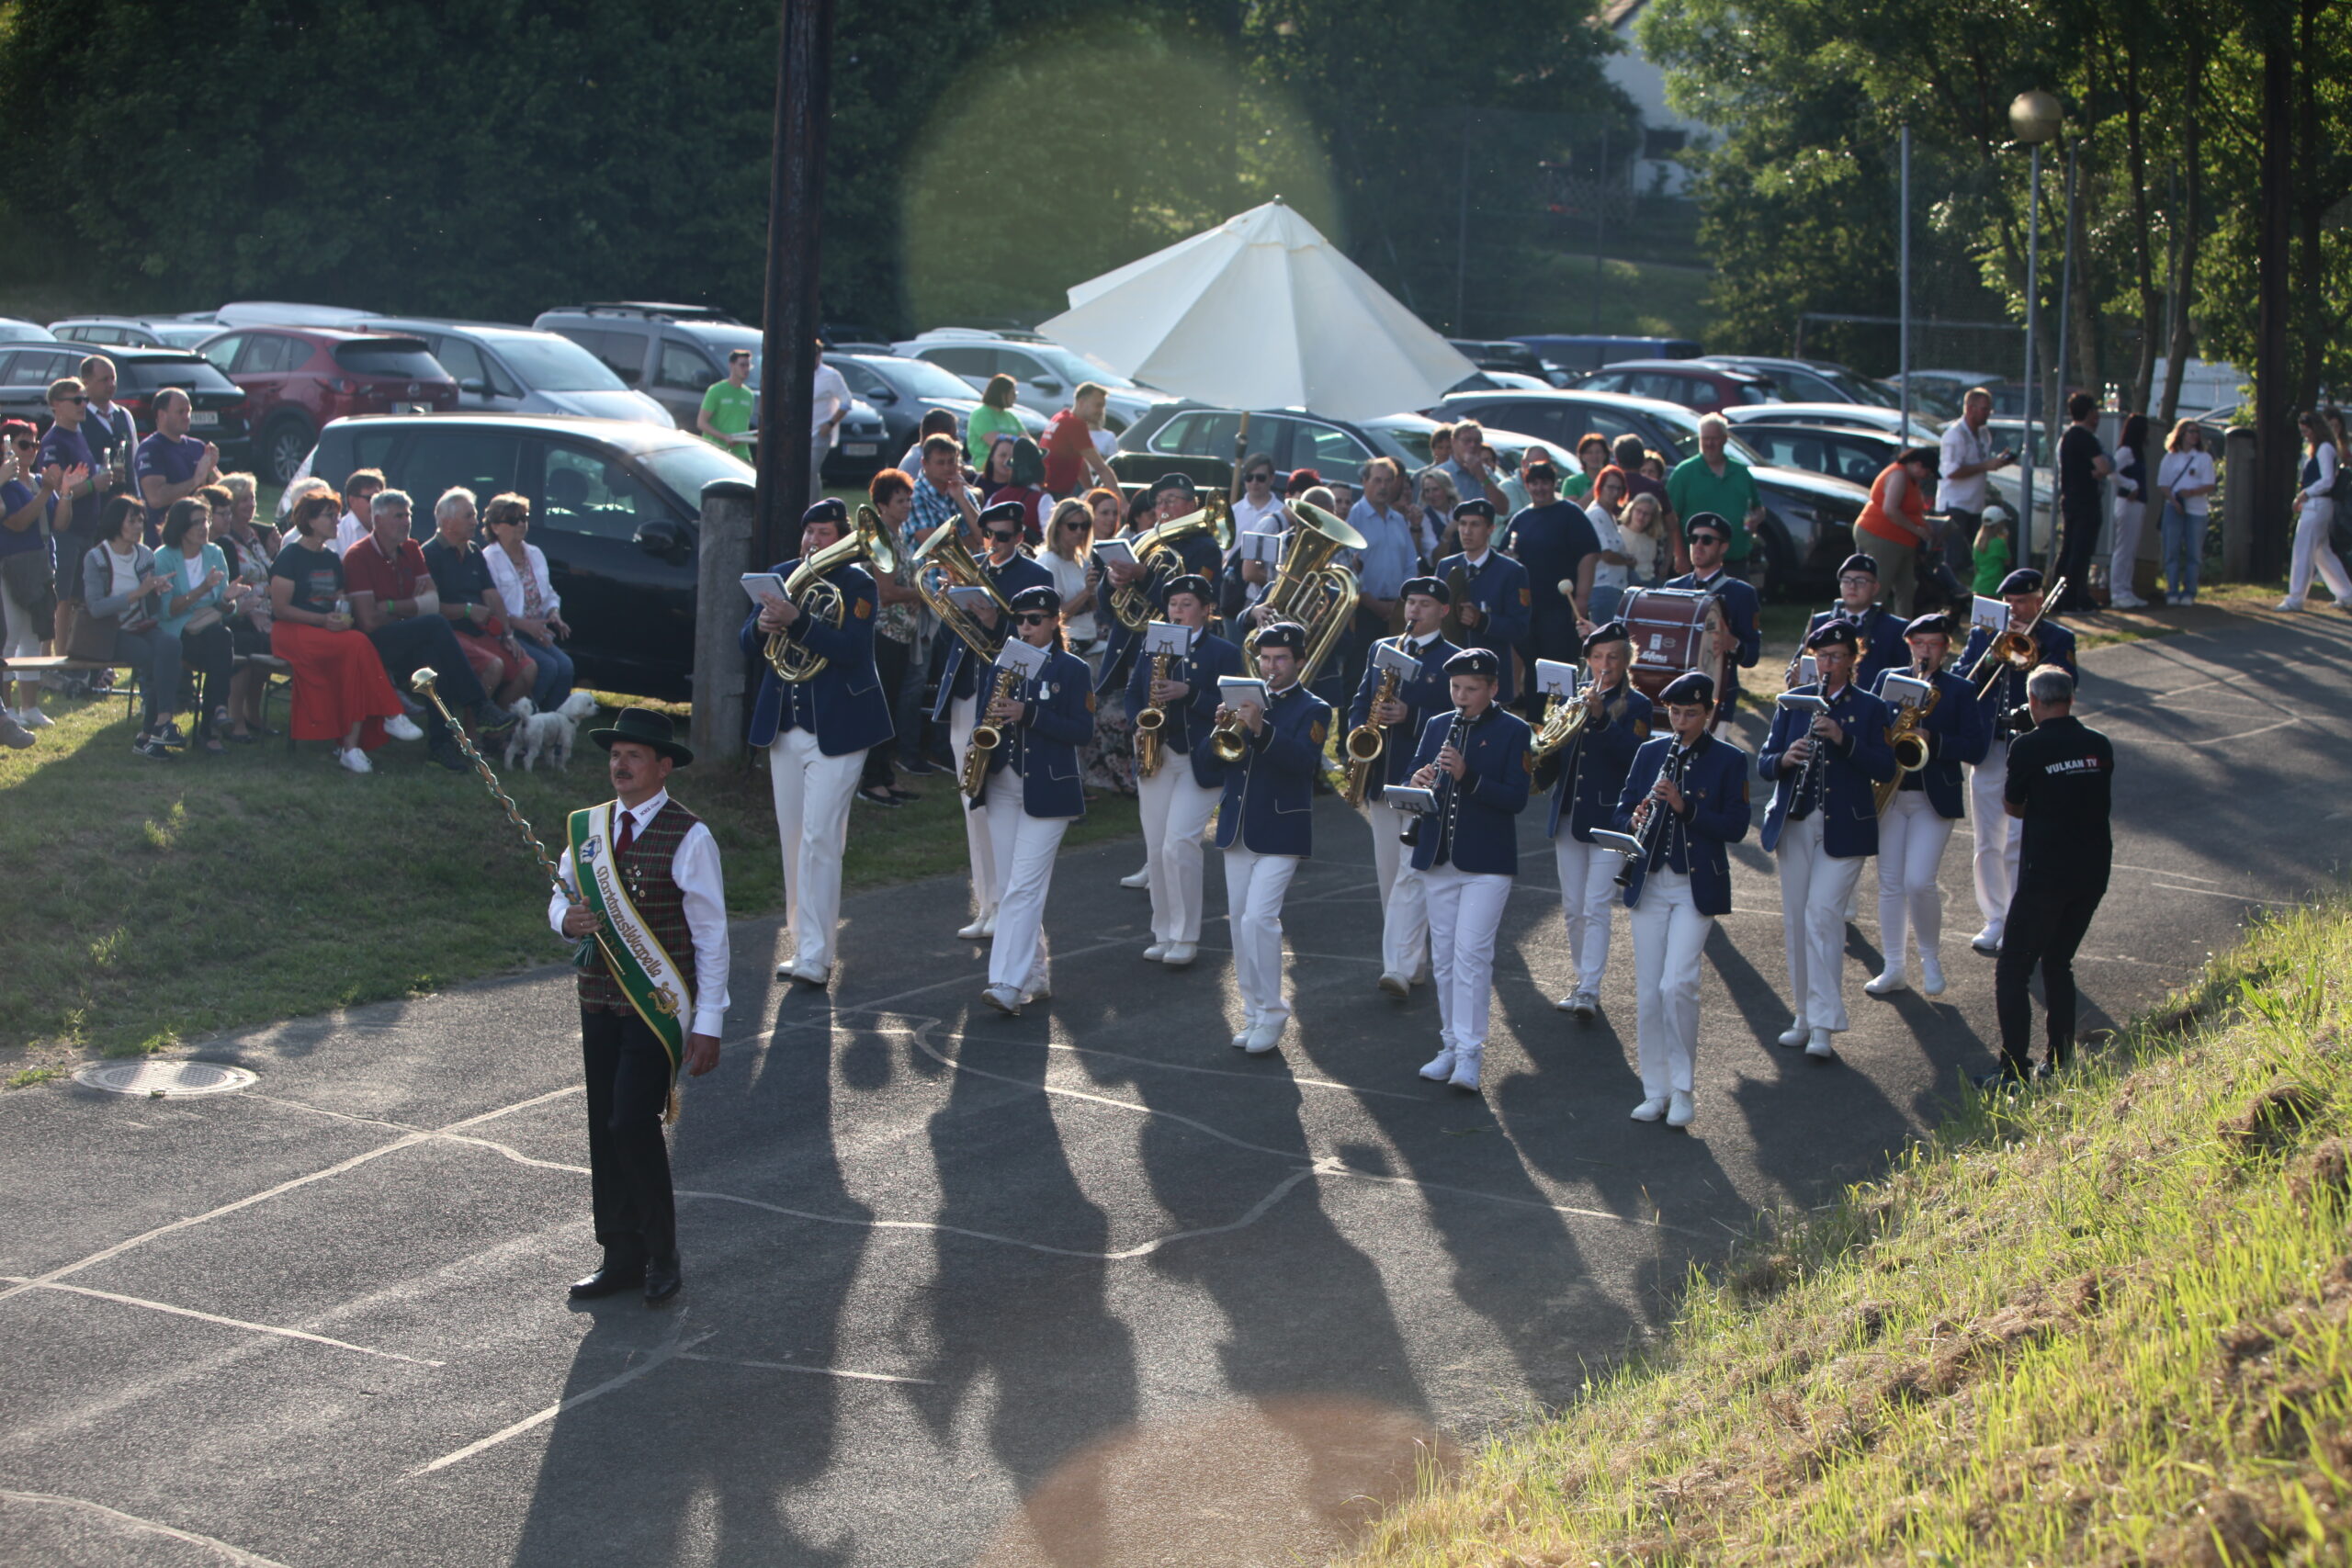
top-left (568, 1258), bottom-right (647, 1300)
top-left (643, 1254), bottom-right (683, 1304)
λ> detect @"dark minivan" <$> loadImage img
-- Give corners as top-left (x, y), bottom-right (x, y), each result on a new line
top-left (306, 413), bottom-right (752, 699)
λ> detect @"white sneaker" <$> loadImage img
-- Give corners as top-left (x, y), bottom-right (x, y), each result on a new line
top-left (1447, 1047), bottom-right (1483, 1092)
top-left (1777, 1019), bottom-right (1811, 1048)
top-left (957, 915), bottom-right (990, 941)
top-left (980, 985), bottom-right (1022, 1017)
top-left (1566, 990), bottom-right (1600, 1021)
top-left (337, 746), bottom-right (373, 775)
top-left (1161, 943), bottom-right (1196, 968)
top-left (1142, 943), bottom-right (1169, 963)
top-left (1119, 868), bottom-right (1152, 889)
top-left (981, 910), bottom-right (998, 937)
top-left (2110, 592), bottom-right (2145, 609)
top-left (1243, 1020), bottom-right (1284, 1055)
top-left (1630, 1096), bottom-right (1667, 1122)
top-left (1020, 982), bottom-right (1050, 1006)
top-left (788, 964), bottom-right (831, 988)
top-left (1379, 972), bottom-right (1412, 998)
top-left (2276, 597), bottom-right (2304, 611)
top-left (1417, 1047), bottom-right (1456, 1082)
top-left (1666, 1090), bottom-right (1695, 1128)
top-left (1971, 925), bottom-right (2003, 956)
top-left (1554, 992), bottom-right (1577, 1011)
top-left (1231, 1020), bottom-right (1257, 1050)
top-left (383, 713), bottom-right (425, 741)
top-left (1864, 968), bottom-right (1910, 997)
top-left (1919, 953), bottom-right (1947, 997)
top-left (17, 706), bottom-right (52, 728)
top-left (1804, 1028), bottom-right (1836, 1059)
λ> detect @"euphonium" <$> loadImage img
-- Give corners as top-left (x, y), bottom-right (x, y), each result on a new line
top-left (912, 517), bottom-right (1017, 661)
top-left (1135, 651), bottom-right (1174, 779)
top-left (1110, 497), bottom-right (1235, 632)
top-left (962, 665), bottom-right (1021, 801)
top-left (1248, 501), bottom-right (1364, 687)
top-left (1340, 660), bottom-right (1401, 807)
top-left (766, 503), bottom-right (899, 682)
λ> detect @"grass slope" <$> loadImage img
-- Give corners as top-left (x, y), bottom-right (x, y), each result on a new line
top-left (1340, 900), bottom-right (2352, 1567)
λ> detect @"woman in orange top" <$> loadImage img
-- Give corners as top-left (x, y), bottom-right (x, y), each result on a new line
top-left (1853, 446), bottom-right (1939, 615)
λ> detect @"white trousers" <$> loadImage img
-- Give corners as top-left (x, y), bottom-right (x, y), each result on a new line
top-left (768, 728), bottom-right (865, 974)
top-left (1553, 834), bottom-right (1622, 996)
top-left (1366, 801), bottom-right (1429, 977)
top-left (1629, 869), bottom-right (1712, 1098)
top-left (1876, 788), bottom-right (1955, 971)
top-left (1423, 864), bottom-right (1511, 1052)
top-left (1775, 813), bottom-right (1863, 1032)
top-left (1138, 761), bottom-right (1221, 944)
top-left (948, 693), bottom-right (998, 917)
top-left (2109, 498), bottom-right (2144, 597)
top-left (1968, 739), bottom-right (2021, 931)
top-left (2288, 498), bottom-right (2351, 605)
top-left (982, 768), bottom-right (1067, 993)
top-left (1222, 844), bottom-right (1299, 1029)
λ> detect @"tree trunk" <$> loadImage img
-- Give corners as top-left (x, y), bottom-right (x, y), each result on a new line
top-left (2066, 152), bottom-right (2101, 410)
top-left (2251, 1), bottom-right (2296, 581)
top-left (2123, 22), bottom-right (2161, 416)
top-left (2158, 55), bottom-right (2203, 426)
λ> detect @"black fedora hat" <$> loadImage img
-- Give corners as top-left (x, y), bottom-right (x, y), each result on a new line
top-left (590, 705), bottom-right (694, 766)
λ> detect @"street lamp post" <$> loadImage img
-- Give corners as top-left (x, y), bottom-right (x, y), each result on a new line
top-left (2008, 90), bottom-right (2062, 571)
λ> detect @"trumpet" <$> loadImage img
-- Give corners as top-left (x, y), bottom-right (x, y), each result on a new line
top-left (962, 665), bottom-right (1021, 801)
top-left (1967, 577), bottom-right (2064, 700)
top-left (912, 517), bottom-right (1016, 663)
top-left (1110, 498), bottom-right (1234, 633)
top-left (1340, 659), bottom-right (1401, 807)
top-left (765, 503), bottom-right (899, 682)
top-left (1135, 650), bottom-right (1175, 779)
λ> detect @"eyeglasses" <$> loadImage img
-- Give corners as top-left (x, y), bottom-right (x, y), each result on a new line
top-left (987, 530), bottom-right (1020, 544)
top-left (1246, 471), bottom-right (1272, 483)
top-left (1013, 612), bottom-right (1053, 626)
top-left (1059, 519), bottom-right (1087, 529)
top-left (53, 395), bottom-right (86, 406)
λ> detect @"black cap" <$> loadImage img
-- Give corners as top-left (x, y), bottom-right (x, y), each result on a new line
top-left (1582, 618), bottom-right (1630, 652)
top-left (1683, 511), bottom-right (1731, 543)
top-left (801, 497), bottom-right (847, 527)
top-left (1007, 584), bottom-right (1061, 615)
top-left (978, 501), bottom-right (1027, 528)
top-left (1443, 648), bottom-right (1499, 680)
top-left (1161, 573), bottom-right (1213, 604)
top-left (1838, 552), bottom-right (1879, 579)
top-left (1904, 612), bottom-right (1953, 639)
top-left (589, 705), bottom-right (693, 766)
top-left (1659, 671), bottom-right (1715, 706)
top-left (1452, 498), bottom-right (1497, 525)
top-left (1153, 472), bottom-right (1199, 497)
top-left (1804, 619), bottom-right (1861, 651)
top-left (1254, 621), bottom-right (1306, 653)
top-left (1399, 574), bottom-right (1451, 605)
top-left (1998, 567), bottom-right (2045, 596)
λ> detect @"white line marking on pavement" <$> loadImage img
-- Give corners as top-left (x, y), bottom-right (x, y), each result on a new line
top-left (0, 1490), bottom-right (295, 1566)
top-left (673, 1351), bottom-right (936, 1385)
top-left (0, 1276), bottom-right (443, 1366)
top-left (2147, 883), bottom-right (2299, 907)
top-left (410, 1325), bottom-right (717, 1476)
top-left (2110, 864), bottom-right (2220, 883)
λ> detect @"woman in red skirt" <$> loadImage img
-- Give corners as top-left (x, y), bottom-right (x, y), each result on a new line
top-left (268, 490), bottom-right (413, 773)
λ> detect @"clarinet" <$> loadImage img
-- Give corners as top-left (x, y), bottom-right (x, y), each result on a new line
top-left (1617, 740), bottom-right (1694, 887)
top-left (1401, 706), bottom-right (1470, 849)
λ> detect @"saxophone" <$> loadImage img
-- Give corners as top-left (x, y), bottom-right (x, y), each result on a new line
top-left (962, 666), bottom-right (1021, 802)
top-left (1340, 659), bottom-right (1401, 807)
top-left (1134, 651), bottom-right (1174, 780)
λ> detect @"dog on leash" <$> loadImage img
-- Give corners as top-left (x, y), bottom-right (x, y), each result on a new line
top-left (503, 691), bottom-right (601, 772)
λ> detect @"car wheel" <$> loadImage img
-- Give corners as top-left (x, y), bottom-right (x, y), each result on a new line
top-left (262, 414), bottom-right (317, 486)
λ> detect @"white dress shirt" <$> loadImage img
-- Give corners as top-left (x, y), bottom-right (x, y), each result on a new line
top-left (547, 787), bottom-right (731, 1037)
top-left (334, 510), bottom-right (369, 558)
top-left (1938, 417), bottom-right (1995, 513)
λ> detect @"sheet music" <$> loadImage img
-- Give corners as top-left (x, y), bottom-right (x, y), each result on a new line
top-left (739, 572), bottom-right (789, 604)
top-left (1383, 784), bottom-right (1439, 815)
top-left (1236, 530), bottom-right (1283, 565)
top-left (946, 585), bottom-right (997, 613)
top-left (1795, 653), bottom-right (1817, 688)
top-left (1972, 595), bottom-right (2009, 636)
top-left (1216, 676), bottom-right (1271, 710)
top-left (1091, 536), bottom-right (1141, 571)
top-left (1142, 621), bottom-right (1190, 657)
top-left (1879, 672), bottom-right (1934, 711)
top-left (1534, 659), bottom-right (1579, 698)
top-left (1373, 640), bottom-right (1423, 678)
top-left (994, 638), bottom-right (1050, 680)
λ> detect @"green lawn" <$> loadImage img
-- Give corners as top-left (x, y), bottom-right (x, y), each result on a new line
top-left (0, 690), bottom-right (1136, 1061)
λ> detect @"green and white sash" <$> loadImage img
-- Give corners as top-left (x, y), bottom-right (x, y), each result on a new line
top-left (570, 803), bottom-right (692, 1095)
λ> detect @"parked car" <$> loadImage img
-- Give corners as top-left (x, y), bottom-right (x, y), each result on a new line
top-left (1448, 339), bottom-right (1553, 380)
top-left (1110, 402), bottom-right (1541, 496)
top-left (196, 326), bottom-right (457, 483)
top-left (0, 344), bottom-right (252, 462)
top-left (1696, 355), bottom-right (1898, 408)
top-left (367, 318), bottom-right (673, 426)
top-left (1434, 388), bottom-right (1871, 598)
top-left (49, 315), bottom-right (220, 352)
top-left (210, 301), bottom-right (380, 330)
top-left (890, 329), bottom-right (1164, 433)
top-left (0, 342), bottom-right (85, 425)
top-left (1446, 368), bottom-right (1554, 395)
top-left (1573, 359), bottom-right (1779, 412)
top-left (534, 301), bottom-right (888, 479)
top-left (823, 350), bottom-right (1046, 463)
top-left (0, 317), bottom-right (56, 344)
top-left (1511, 334), bottom-right (1702, 379)
top-left (305, 413), bottom-right (752, 698)
top-left (1720, 402), bottom-right (1945, 445)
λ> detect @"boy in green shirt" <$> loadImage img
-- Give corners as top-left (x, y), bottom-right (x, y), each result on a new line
top-left (698, 349), bottom-right (756, 453)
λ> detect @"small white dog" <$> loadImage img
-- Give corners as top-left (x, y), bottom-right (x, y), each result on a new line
top-left (503, 691), bottom-right (600, 773)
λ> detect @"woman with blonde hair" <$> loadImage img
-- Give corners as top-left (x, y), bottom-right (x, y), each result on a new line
top-left (1040, 498), bottom-right (1101, 662)
top-left (2279, 410), bottom-right (2348, 611)
top-left (965, 374), bottom-right (1024, 466)
top-left (2155, 419), bottom-right (2216, 605)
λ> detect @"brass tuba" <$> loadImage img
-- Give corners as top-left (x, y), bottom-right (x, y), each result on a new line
top-left (1248, 501), bottom-right (1363, 688)
top-left (911, 516), bottom-right (1016, 662)
top-left (1109, 497), bottom-right (1236, 632)
top-left (766, 503), bottom-right (899, 682)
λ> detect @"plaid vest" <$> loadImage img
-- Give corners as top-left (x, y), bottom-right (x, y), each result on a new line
top-left (577, 799), bottom-right (702, 1015)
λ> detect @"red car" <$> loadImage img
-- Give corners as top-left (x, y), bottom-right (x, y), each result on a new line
top-left (197, 326), bottom-right (458, 482)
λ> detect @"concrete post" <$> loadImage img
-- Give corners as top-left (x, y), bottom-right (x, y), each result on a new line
top-left (2222, 425), bottom-right (2256, 583)
top-left (693, 479), bottom-right (758, 765)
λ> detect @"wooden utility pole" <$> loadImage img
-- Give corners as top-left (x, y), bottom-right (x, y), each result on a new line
top-left (2250, 1), bottom-right (2294, 581)
top-left (754, 0), bottom-right (837, 567)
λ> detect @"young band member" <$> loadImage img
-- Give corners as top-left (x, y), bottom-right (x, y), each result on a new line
top-left (1864, 612), bottom-right (1990, 998)
top-left (1536, 618), bottom-right (1653, 1021)
top-left (977, 586), bottom-right (1096, 1016)
top-left (932, 500), bottom-right (1052, 940)
top-left (743, 498), bottom-right (892, 988)
top-left (1213, 621), bottom-right (1333, 1054)
top-left (1407, 648), bottom-right (1533, 1092)
top-left (1661, 512), bottom-right (1762, 722)
top-left (1804, 553), bottom-right (1909, 686)
top-left (1758, 621), bottom-right (1895, 1059)
top-left (1128, 573), bottom-right (1241, 968)
top-left (549, 708), bottom-right (728, 1305)
top-left (1434, 499), bottom-right (1532, 704)
top-left (1351, 575), bottom-right (1461, 997)
top-left (1614, 671), bottom-right (1751, 1128)
top-left (1957, 568), bottom-right (2078, 955)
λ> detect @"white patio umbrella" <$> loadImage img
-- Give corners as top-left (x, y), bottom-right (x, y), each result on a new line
top-left (1036, 198), bottom-right (1473, 424)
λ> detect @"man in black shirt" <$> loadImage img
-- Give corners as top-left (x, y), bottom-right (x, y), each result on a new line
top-left (1980, 664), bottom-right (2113, 1087)
top-left (2053, 392), bottom-right (2110, 613)
top-left (1501, 459), bottom-right (1599, 715)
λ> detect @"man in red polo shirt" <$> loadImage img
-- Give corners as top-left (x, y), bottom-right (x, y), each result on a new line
top-left (1041, 382), bottom-right (1119, 497)
top-left (344, 486), bottom-right (515, 770)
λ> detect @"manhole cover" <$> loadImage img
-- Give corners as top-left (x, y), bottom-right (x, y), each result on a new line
top-left (73, 1061), bottom-right (256, 1098)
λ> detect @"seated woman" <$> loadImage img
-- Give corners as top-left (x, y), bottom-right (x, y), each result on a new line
top-left (209, 478), bottom-right (277, 741)
top-left (480, 492), bottom-right (573, 708)
top-left (153, 499), bottom-right (237, 756)
top-left (268, 490), bottom-right (411, 775)
top-left (421, 486), bottom-right (533, 709)
top-left (76, 497), bottom-right (173, 755)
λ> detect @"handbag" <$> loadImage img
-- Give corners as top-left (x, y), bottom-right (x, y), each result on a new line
top-left (0, 545), bottom-right (54, 629)
top-left (66, 610), bottom-right (119, 662)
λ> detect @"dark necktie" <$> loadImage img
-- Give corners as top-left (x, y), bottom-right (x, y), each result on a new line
top-left (615, 809), bottom-right (637, 860)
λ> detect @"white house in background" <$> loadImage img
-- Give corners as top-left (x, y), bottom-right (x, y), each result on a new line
top-left (1600, 0), bottom-right (1705, 197)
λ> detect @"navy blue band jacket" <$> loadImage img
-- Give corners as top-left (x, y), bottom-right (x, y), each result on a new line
top-left (1805, 604), bottom-right (1910, 686)
top-left (983, 645), bottom-right (1095, 819)
top-left (1612, 731), bottom-right (1752, 914)
top-left (1214, 682), bottom-right (1333, 857)
top-left (740, 558), bottom-right (894, 755)
top-left (1758, 680), bottom-right (1896, 857)
top-left (933, 551), bottom-right (1055, 719)
top-left (1537, 681), bottom-right (1655, 842)
top-left (1346, 631), bottom-right (1460, 805)
top-left (1125, 627), bottom-right (1245, 792)
top-left (1869, 665), bottom-right (1991, 818)
top-left (1434, 550), bottom-right (1532, 703)
top-left (1404, 705), bottom-right (1533, 875)
top-left (1958, 618), bottom-right (2077, 737)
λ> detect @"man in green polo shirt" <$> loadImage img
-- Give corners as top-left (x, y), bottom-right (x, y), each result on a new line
top-left (1666, 413), bottom-right (1767, 574)
top-left (697, 349), bottom-right (756, 454)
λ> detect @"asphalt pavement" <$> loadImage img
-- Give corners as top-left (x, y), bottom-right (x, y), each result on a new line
top-left (3, 603), bottom-right (2346, 1568)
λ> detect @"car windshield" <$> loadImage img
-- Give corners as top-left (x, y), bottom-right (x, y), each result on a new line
top-left (153, 323), bottom-right (216, 348)
top-left (638, 438), bottom-right (754, 502)
top-left (120, 359), bottom-right (241, 394)
top-left (334, 341), bottom-right (447, 379)
top-left (485, 333), bottom-right (628, 392)
top-left (870, 356), bottom-right (985, 401)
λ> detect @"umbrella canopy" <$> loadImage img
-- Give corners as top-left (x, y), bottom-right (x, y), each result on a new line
top-left (1037, 199), bottom-right (1475, 423)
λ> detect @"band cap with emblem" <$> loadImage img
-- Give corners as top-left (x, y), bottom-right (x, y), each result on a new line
top-left (978, 500), bottom-right (1027, 528)
top-left (1683, 510), bottom-right (1731, 543)
top-left (590, 705), bottom-right (694, 765)
top-left (1254, 621), bottom-right (1307, 654)
top-left (1451, 498), bottom-right (1497, 525)
top-left (1443, 648), bottom-right (1500, 680)
top-left (1161, 572), bottom-right (1213, 604)
top-left (801, 496), bottom-right (847, 527)
top-left (1582, 618), bottom-right (1630, 653)
top-left (1399, 574), bottom-right (1451, 604)
top-left (1659, 671), bottom-right (1715, 706)
top-left (1998, 567), bottom-right (2045, 596)
top-left (1904, 611), bottom-right (1953, 639)
top-left (1838, 552), bottom-right (1879, 579)
top-left (1007, 584), bottom-right (1061, 615)
top-left (1804, 619), bottom-right (1861, 652)
top-left (1153, 472), bottom-right (1199, 499)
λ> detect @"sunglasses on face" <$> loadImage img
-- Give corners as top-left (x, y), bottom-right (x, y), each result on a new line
top-left (1246, 471), bottom-right (1272, 483)
top-left (54, 395), bottom-right (87, 406)
top-left (987, 530), bottom-right (1020, 544)
top-left (1014, 612), bottom-right (1052, 626)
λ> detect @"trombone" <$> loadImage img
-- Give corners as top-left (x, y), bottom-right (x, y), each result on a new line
top-left (765, 503), bottom-right (899, 682)
top-left (1966, 577), bottom-right (2064, 699)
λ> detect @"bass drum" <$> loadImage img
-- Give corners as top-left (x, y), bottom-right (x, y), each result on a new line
top-left (1620, 587), bottom-right (1732, 730)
